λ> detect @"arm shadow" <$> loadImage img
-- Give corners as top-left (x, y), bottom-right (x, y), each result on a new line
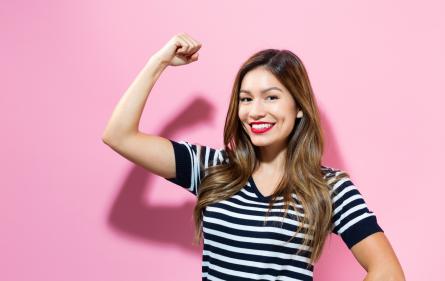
top-left (315, 104), bottom-right (367, 280)
top-left (107, 94), bottom-right (216, 257)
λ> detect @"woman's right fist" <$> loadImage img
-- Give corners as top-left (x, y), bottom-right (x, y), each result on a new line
top-left (152, 33), bottom-right (202, 67)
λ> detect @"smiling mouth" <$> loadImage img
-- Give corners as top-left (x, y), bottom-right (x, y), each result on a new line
top-left (250, 123), bottom-right (275, 134)
top-left (249, 122), bottom-right (276, 127)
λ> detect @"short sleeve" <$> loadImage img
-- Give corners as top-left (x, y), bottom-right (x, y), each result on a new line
top-left (325, 168), bottom-right (384, 249)
top-left (164, 139), bottom-right (229, 196)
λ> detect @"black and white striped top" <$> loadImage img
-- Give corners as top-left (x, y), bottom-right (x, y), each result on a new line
top-left (164, 139), bottom-right (384, 281)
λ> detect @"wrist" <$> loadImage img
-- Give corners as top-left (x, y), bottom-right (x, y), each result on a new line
top-left (148, 54), bottom-right (169, 69)
top-left (143, 55), bottom-right (169, 79)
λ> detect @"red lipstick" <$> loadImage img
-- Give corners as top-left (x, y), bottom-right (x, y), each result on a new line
top-left (250, 122), bottom-right (275, 134)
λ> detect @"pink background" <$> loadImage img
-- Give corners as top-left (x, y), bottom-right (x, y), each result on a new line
top-left (2, 0), bottom-right (444, 280)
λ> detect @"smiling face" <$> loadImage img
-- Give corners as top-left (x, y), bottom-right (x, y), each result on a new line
top-left (238, 67), bottom-right (299, 149)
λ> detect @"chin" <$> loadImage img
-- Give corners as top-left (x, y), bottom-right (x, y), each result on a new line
top-left (250, 138), bottom-right (274, 146)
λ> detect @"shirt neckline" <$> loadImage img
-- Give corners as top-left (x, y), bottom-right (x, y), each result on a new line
top-left (248, 175), bottom-right (273, 202)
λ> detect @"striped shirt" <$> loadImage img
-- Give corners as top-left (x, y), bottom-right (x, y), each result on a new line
top-left (164, 139), bottom-right (384, 281)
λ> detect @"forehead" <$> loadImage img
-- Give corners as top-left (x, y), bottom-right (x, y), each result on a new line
top-left (240, 67), bottom-right (285, 93)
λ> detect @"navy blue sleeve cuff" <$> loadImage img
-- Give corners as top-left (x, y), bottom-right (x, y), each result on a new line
top-left (341, 216), bottom-right (384, 249)
top-left (165, 139), bottom-right (192, 189)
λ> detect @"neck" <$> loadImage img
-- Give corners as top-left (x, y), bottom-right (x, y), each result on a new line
top-left (255, 142), bottom-right (287, 175)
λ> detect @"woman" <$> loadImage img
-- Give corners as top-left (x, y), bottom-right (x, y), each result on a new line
top-left (102, 33), bottom-right (405, 281)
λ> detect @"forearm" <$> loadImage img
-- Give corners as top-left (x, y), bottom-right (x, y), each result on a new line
top-left (363, 270), bottom-right (406, 281)
top-left (102, 55), bottom-right (168, 144)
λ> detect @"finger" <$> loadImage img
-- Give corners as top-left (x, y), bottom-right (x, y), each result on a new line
top-left (175, 34), bottom-right (188, 54)
top-left (190, 52), bottom-right (199, 61)
top-left (183, 34), bottom-right (200, 53)
top-left (185, 34), bottom-right (201, 48)
top-left (187, 37), bottom-right (201, 54)
top-left (177, 34), bottom-right (193, 54)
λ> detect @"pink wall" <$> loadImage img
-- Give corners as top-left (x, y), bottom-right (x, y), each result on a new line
top-left (2, 0), bottom-right (444, 280)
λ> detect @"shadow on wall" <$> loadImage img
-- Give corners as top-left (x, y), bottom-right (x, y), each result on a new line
top-left (107, 95), bottom-right (215, 257)
top-left (107, 94), bottom-right (368, 280)
top-left (315, 102), bottom-right (368, 280)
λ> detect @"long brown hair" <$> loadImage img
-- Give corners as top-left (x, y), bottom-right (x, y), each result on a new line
top-left (193, 49), bottom-right (348, 266)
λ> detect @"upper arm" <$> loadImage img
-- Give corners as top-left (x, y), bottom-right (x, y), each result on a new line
top-left (351, 232), bottom-right (405, 279)
top-left (104, 132), bottom-right (176, 179)
top-left (103, 133), bottom-right (228, 196)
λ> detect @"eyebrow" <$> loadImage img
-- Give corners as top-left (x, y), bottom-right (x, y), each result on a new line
top-left (239, 87), bottom-right (283, 94)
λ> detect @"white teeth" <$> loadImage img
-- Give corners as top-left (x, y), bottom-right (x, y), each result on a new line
top-left (252, 123), bottom-right (273, 129)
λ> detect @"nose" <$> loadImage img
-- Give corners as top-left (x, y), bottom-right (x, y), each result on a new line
top-left (249, 99), bottom-right (267, 119)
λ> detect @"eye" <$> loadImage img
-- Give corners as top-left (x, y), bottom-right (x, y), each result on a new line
top-left (266, 95), bottom-right (278, 100)
top-left (239, 97), bottom-right (251, 102)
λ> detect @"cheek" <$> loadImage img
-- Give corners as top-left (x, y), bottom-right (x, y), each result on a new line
top-left (279, 103), bottom-right (297, 118)
top-left (238, 108), bottom-right (247, 120)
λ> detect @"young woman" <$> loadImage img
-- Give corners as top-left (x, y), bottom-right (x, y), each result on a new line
top-left (103, 33), bottom-right (405, 281)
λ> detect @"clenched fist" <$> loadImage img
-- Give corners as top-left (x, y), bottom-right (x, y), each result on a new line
top-left (151, 33), bottom-right (202, 67)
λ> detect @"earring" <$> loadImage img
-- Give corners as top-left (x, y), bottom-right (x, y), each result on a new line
top-left (297, 110), bottom-right (303, 118)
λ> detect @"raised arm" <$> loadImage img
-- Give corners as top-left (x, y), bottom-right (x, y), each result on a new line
top-left (102, 33), bottom-right (202, 179)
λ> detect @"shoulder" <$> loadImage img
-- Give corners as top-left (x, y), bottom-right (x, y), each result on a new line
top-left (321, 164), bottom-right (348, 179)
top-left (320, 165), bottom-right (352, 191)
top-left (195, 143), bottom-right (229, 166)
